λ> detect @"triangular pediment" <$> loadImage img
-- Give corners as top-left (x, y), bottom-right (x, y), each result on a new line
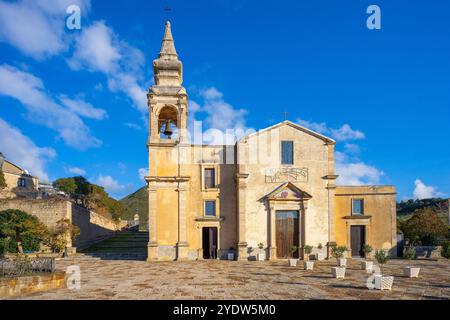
top-left (265, 182), bottom-right (312, 201)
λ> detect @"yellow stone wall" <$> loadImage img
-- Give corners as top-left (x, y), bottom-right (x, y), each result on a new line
top-left (334, 185), bottom-right (397, 256)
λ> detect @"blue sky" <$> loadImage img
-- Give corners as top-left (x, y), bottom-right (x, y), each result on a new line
top-left (0, 0), bottom-right (449, 200)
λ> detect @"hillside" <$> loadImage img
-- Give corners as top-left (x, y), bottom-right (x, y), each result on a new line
top-left (397, 198), bottom-right (449, 224)
top-left (119, 186), bottom-right (148, 229)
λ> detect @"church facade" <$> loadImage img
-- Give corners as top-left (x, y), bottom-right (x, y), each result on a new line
top-left (145, 22), bottom-right (397, 261)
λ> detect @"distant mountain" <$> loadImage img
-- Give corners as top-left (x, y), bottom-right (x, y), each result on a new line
top-left (397, 198), bottom-right (449, 216)
top-left (119, 186), bottom-right (148, 229)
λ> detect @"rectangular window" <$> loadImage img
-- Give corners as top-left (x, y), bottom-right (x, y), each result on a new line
top-left (204, 168), bottom-right (216, 189)
top-left (281, 141), bottom-right (294, 165)
top-left (205, 200), bottom-right (216, 217)
top-left (18, 178), bottom-right (26, 188)
top-left (352, 199), bottom-right (364, 215)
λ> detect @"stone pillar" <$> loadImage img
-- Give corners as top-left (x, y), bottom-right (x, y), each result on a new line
top-left (177, 181), bottom-right (189, 260)
top-left (147, 183), bottom-right (158, 261)
top-left (269, 204), bottom-right (277, 260)
top-left (236, 173), bottom-right (249, 260)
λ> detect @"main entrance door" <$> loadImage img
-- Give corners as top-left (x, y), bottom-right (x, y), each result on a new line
top-left (276, 211), bottom-right (299, 258)
top-left (202, 227), bottom-right (218, 259)
top-left (350, 226), bottom-right (366, 257)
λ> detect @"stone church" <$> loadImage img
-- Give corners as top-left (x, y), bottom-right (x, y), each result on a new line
top-left (145, 22), bottom-right (397, 261)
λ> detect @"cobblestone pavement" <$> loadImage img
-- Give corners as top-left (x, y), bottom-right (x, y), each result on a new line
top-left (14, 257), bottom-right (450, 300)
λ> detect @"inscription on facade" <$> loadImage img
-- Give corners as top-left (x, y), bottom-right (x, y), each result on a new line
top-left (265, 167), bottom-right (308, 183)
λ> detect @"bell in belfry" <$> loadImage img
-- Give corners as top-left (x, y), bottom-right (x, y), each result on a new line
top-left (163, 119), bottom-right (173, 138)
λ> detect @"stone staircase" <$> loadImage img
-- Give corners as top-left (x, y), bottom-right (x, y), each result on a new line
top-left (79, 231), bottom-right (148, 261)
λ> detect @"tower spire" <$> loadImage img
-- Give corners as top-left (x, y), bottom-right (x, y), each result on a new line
top-left (152, 21), bottom-right (183, 86)
top-left (159, 21), bottom-right (178, 59)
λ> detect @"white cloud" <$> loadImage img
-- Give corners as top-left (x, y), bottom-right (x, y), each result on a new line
top-left (189, 87), bottom-right (252, 144)
top-left (138, 168), bottom-right (147, 181)
top-left (413, 179), bottom-right (444, 200)
top-left (0, 64), bottom-right (101, 150)
top-left (96, 175), bottom-right (124, 193)
top-left (123, 122), bottom-right (142, 130)
top-left (69, 21), bottom-right (147, 114)
top-left (331, 124), bottom-right (365, 141)
top-left (297, 119), bottom-right (365, 142)
top-left (336, 161), bottom-right (384, 185)
top-left (59, 96), bottom-right (107, 120)
top-left (0, 0), bottom-right (91, 59)
top-left (0, 118), bottom-right (55, 181)
top-left (66, 166), bottom-right (86, 176)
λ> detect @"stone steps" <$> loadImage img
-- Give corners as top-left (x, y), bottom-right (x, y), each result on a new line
top-left (79, 231), bottom-right (148, 260)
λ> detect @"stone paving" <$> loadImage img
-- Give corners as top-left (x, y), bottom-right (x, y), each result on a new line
top-left (12, 256), bottom-right (450, 300)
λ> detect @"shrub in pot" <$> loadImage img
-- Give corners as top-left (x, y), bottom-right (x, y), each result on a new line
top-left (316, 243), bottom-right (324, 261)
top-left (289, 246), bottom-right (298, 267)
top-left (304, 245), bottom-right (313, 261)
top-left (403, 246), bottom-right (420, 278)
top-left (303, 245), bottom-right (314, 270)
top-left (361, 244), bottom-right (373, 272)
top-left (257, 243), bottom-right (265, 261)
top-left (331, 246), bottom-right (347, 267)
top-left (374, 249), bottom-right (394, 290)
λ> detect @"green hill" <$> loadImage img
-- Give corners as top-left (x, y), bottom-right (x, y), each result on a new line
top-left (119, 186), bottom-right (148, 230)
top-left (397, 198), bottom-right (449, 224)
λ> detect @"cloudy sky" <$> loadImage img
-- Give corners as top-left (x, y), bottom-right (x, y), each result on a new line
top-left (0, 0), bottom-right (449, 200)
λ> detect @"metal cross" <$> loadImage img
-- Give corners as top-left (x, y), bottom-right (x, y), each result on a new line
top-left (282, 111), bottom-right (289, 121)
top-left (164, 6), bottom-right (172, 17)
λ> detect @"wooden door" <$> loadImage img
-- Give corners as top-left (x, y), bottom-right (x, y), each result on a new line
top-left (276, 211), bottom-right (299, 258)
top-left (350, 226), bottom-right (365, 257)
top-left (202, 227), bottom-right (217, 259)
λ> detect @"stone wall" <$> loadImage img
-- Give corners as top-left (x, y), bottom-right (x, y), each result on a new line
top-left (0, 198), bottom-right (122, 250)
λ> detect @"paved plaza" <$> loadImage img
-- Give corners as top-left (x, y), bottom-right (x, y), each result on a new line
top-left (15, 257), bottom-right (450, 300)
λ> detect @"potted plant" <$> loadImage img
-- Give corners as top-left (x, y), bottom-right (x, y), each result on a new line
top-left (361, 244), bottom-right (373, 272)
top-left (227, 247), bottom-right (235, 261)
top-left (304, 245), bottom-right (313, 260)
top-left (289, 246), bottom-right (298, 267)
top-left (402, 246), bottom-right (420, 278)
top-left (332, 246), bottom-right (347, 267)
top-left (374, 249), bottom-right (394, 290)
top-left (257, 243), bottom-right (266, 261)
top-left (316, 243), bottom-right (324, 261)
top-left (331, 245), bottom-right (347, 278)
top-left (303, 245), bottom-right (314, 270)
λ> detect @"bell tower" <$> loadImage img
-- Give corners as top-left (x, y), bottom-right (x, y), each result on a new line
top-left (146, 21), bottom-right (190, 261)
top-left (148, 21), bottom-right (188, 143)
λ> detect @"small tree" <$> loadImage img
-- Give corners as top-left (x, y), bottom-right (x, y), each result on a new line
top-left (362, 244), bottom-right (373, 259)
top-left (45, 219), bottom-right (80, 253)
top-left (375, 249), bottom-right (390, 274)
top-left (441, 241), bottom-right (450, 259)
top-left (258, 243), bottom-right (264, 253)
top-left (401, 208), bottom-right (447, 245)
top-left (291, 245), bottom-right (298, 259)
top-left (331, 246), bottom-right (347, 260)
top-left (0, 169), bottom-right (6, 190)
top-left (403, 246), bottom-right (416, 260)
top-left (304, 245), bottom-right (313, 260)
top-left (0, 209), bottom-right (48, 254)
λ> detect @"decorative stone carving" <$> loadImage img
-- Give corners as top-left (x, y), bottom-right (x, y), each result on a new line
top-left (265, 167), bottom-right (308, 183)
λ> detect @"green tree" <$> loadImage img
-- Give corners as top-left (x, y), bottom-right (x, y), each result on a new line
top-left (0, 169), bottom-right (6, 190)
top-left (45, 219), bottom-right (80, 253)
top-left (441, 242), bottom-right (450, 259)
top-left (401, 208), bottom-right (448, 245)
top-left (0, 209), bottom-right (49, 253)
top-left (53, 178), bottom-right (77, 195)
